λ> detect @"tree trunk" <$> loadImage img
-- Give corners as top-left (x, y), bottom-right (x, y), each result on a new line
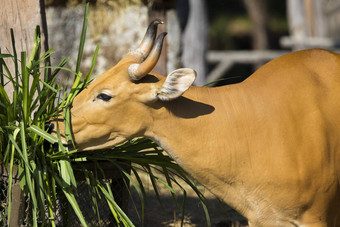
top-left (0, 0), bottom-right (48, 54)
top-left (0, 0), bottom-right (48, 99)
top-left (179, 0), bottom-right (208, 86)
top-left (243, 0), bottom-right (269, 50)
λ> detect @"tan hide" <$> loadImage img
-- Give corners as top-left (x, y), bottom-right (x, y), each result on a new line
top-left (52, 23), bottom-right (340, 226)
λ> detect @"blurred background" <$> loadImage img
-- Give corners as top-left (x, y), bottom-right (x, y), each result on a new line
top-left (3, 0), bottom-right (340, 89)
top-left (43, 0), bottom-right (340, 88)
top-left (1, 0), bottom-right (340, 226)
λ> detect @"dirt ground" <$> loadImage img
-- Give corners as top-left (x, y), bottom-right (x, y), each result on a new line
top-left (127, 170), bottom-right (248, 227)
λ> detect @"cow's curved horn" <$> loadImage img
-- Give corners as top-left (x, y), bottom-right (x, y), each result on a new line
top-left (129, 32), bottom-right (167, 81)
top-left (135, 19), bottom-right (163, 60)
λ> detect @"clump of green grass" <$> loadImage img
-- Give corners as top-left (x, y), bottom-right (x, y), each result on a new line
top-left (0, 4), bottom-right (210, 227)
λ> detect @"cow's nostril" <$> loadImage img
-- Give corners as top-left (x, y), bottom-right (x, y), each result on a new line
top-left (45, 122), bottom-right (55, 133)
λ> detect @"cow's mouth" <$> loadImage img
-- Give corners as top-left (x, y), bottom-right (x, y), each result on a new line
top-left (45, 121), bottom-right (76, 151)
top-left (45, 122), bottom-right (55, 133)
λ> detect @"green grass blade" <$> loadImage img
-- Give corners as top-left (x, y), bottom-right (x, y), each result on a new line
top-left (43, 60), bottom-right (50, 83)
top-left (97, 183), bottom-right (135, 227)
top-left (33, 95), bottom-right (57, 124)
top-left (83, 170), bottom-right (101, 221)
top-left (161, 164), bottom-right (178, 207)
top-left (0, 53), bottom-right (12, 58)
top-left (58, 159), bottom-right (77, 188)
top-left (62, 188), bottom-right (88, 227)
top-left (45, 172), bottom-right (56, 227)
top-left (0, 82), bottom-right (11, 107)
top-left (84, 44), bottom-right (99, 84)
top-left (8, 136), bottom-right (32, 172)
top-left (0, 49), bottom-right (11, 85)
top-left (39, 78), bottom-right (59, 93)
top-left (48, 166), bottom-right (87, 226)
top-left (28, 71), bottom-right (41, 109)
top-left (42, 65), bottom-right (77, 77)
top-left (65, 72), bottom-right (82, 106)
top-left (27, 26), bottom-right (41, 70)
top-left (47, 56), bottom-right (71, 82)
top-left (21, 52), bottom-right (30, 124)
top-left (181, 190), bottom-right (187, 226)
top-left (66, 161), bottom-right (77, 188)
top-left (10, 29), bottom-right (19, 87)
top-left (33, 160), bottom-right (47, 221)
top-left (28, 125), bottom-right (58, 144)
top-left (144, 166), bottom-right (168, 218)
top-left (58, 159), bottom-right (71, 187)
top-left (0, 49), bottom-right (4, 86)
top-left (128, 167), bottom-right (146, 223)
top-left (76, 3), bottom-right (89, 74)
top-left (20, 122), bottom-right (38, 226)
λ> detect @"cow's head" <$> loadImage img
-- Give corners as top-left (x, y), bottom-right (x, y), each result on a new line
top-left (51, 19), bottom-right (196, 151)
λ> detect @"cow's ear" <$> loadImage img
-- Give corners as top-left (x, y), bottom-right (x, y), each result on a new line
top-left (156, 68), bottom-right (196, 101)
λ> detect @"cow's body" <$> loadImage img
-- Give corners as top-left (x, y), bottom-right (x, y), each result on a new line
top-left (53, 20), bottom-right (340, 226)
top-left (146, 49), bottom-right (340, 226)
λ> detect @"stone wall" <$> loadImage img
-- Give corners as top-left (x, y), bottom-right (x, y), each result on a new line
top-left (45, 1), bottom-right (148, 86)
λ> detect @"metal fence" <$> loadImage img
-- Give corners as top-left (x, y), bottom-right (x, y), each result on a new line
top-left (0, 162), bottom-right (129, 226)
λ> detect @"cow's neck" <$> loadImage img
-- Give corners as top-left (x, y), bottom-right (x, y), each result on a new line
top-left (145, 81), bottom-right (259, 216)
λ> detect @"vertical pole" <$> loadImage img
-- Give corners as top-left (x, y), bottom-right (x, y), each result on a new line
top-left (181, 0), bottom-right (208, 86)
top-left (9, 166), bottom-right (25, 227)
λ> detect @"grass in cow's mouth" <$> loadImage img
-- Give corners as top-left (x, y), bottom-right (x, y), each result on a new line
top-left (0, 4), bottom-right (210, 227)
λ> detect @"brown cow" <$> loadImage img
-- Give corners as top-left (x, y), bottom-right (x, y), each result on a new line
top-left (52, 20), bottom-right (340, 226)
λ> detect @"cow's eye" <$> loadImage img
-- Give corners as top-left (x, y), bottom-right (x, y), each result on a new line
top-left (97, 93), bottom-right (112, 101)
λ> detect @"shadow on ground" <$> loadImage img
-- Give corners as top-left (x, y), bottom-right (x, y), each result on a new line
top-left (128, 186), bottom-right (248, 227)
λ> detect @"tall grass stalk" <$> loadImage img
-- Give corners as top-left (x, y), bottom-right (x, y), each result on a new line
top-left (0, 3), bottom-right (210, 227)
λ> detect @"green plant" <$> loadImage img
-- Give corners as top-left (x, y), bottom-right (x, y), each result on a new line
top-left (0, 3), bottom-right (210, 227)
